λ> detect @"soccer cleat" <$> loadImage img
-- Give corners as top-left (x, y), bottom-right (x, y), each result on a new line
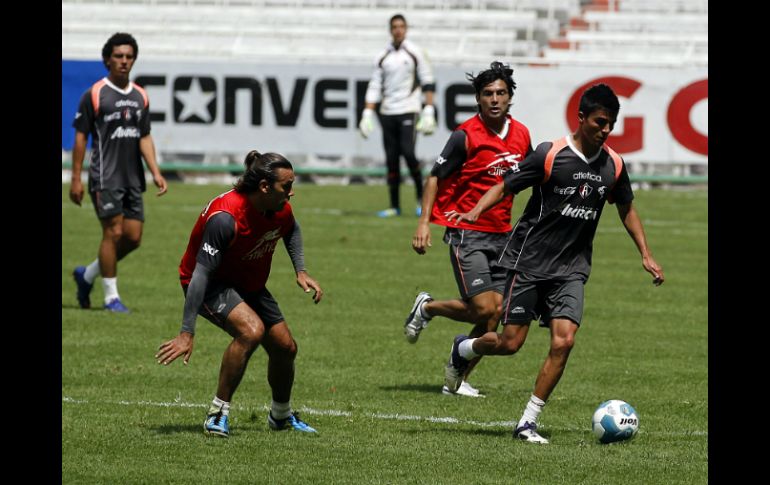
top-left (404, 292), bottom-right (433, 343)
top-left (72, 266), bottom-right (93, 309)
top-left (377, 208), bottom-right (401, 218)
top-left (444, 335), bottom-right (471, 393)
top-left (104, 297), bottom-right (130, 313)
top-left (415, 205), bottom-right (422, 217)
top-left (268, 412), bottom-right (317, 433)
top-left (203, 412), bottom-right (229, 438)
top-left (441, 381), bottom-right (485, 398)
top-left (514, 421), bottom-right (549, 444)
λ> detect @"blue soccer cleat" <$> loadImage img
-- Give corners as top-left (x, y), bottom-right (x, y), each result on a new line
top-left (72, 266), bottom-right (93, 309)
top-left (377, 207), bottom-right (401, 218)
top-left (104, 297), bottom-right (130, 313)
top-left (204, 412), bottom-right (229, 438)
top-left (444, 334), bottom-right (471, 393)
top-left (268, 412), bottom-right (317, 433)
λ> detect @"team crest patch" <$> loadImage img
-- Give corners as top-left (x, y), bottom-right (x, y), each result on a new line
top-left (579, 183), bottom-right (593, 199)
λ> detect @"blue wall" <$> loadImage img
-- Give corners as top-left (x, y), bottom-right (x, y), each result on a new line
top-left (62, 60), bottom-right (106, 149)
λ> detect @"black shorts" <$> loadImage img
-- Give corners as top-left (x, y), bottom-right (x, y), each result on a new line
top-left (501, 271), bottom-right (585, 326)
top-left (184, 283), bottom-right (285, 328)
top-left (444, 227), bottom-right (509, 300)
top-left (90, 187), bottom-right (144, 221)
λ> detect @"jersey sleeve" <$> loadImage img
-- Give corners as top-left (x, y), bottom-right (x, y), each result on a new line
top-left (73, 89), bottom-right (94, 134)
top-left (414, 44), bottom-right (435, 92)
top-left (195, 211), bottom-right (236, 270)
top-left (430, 130), bottom-right (467, 179)
top-left (364, 53), bottom-right (386, 105)
top-left (607, 158), bottom-right (634, 205)
top-left (502, 141), bottom-right (549, 194)
top-left (138, 100), bottom-right (151, 137)
top-left (283, 220), bottom-right (306, 273)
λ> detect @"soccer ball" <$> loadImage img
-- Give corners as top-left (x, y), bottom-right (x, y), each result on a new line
top-left (591, 399), bottom-right (639, 443)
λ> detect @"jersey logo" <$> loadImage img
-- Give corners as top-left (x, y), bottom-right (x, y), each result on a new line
top-left (560, 204), bottom-right (598, 220)
top-left (579, 183), bottom-right (593, 199)
top-left (487, 152), bottom-right (522, 177)
top-left (110, 127), bottom-right (140, 139)
top-left (202, 242), bottom-right (219, 256)
top-left (435, 155), bottom-right (447, 165)
top-left (243, 229), bottom-right (283, 261)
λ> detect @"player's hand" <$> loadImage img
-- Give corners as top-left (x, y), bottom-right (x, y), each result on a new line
top-left (69, 178), bottom-right (84, 206)
top-left (444, 209), bottom-right (478, 225)
top-left (643, 255), bottom-right (665, 286)
top-left (358, 108), bottom-right (375, 139)
top-left (154, 174), bottom-right (168, 196)
top-left (416, 105), bottom-right (436, 135)
top-left (412, 222), bottom-right (432, 255)
top-left (296, 271), bottom-right (323, 304)
top-left (156, 331), bottom-right (194, 365)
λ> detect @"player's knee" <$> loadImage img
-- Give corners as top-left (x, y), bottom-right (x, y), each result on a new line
top-left (500, 334), bottom-right (523, 354)
top-left (551, 335), bottom-right (575, 355)
top-left (470, 303), bottom-right (497, 325)
top-left (238, 324), bottom-right (265, 350)
top-left (104, 225), bottom-right (123, 241)
top-left (124, 234), bottom-right (141, 250)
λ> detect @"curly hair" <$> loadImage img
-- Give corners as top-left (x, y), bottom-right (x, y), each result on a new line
top-left (101, 32), bottom-right (138, 68)
top-left (466, 61), bottom-right (517, 98)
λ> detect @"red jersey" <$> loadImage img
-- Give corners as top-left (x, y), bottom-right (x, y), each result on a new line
top-left (431, 114), bottom-right (531, 232)
top-left (179, 190), bottom-right (296, 293)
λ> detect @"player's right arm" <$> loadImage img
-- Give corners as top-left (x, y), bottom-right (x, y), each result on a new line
top-left (412, 130), bottom-right (467, 254)
top-left (70, 90), bottom-right (94, 206)
top-left (156, 212), bottom-right (235, 366)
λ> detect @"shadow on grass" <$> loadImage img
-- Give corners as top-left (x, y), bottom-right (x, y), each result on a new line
top-left (378, 383), bottom-right (443, 394)
top-left (151, 423), bottom-right (205, 435)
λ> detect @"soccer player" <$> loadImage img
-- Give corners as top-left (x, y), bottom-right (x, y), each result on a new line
top-left (443, 84), bottom-right (664, 443)
top-left (70, 32), bottom-right (168, 313)
top-left (406, 62), bottom-right (532, 397)
top-left (359, 13), bottom-right (436, 218)
top-left (155, 151), bottom-right (323, 438)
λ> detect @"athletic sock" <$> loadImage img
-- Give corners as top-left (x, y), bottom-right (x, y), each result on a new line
top-left (271, 400), bottom-right (292, 420)
top-left (419, 301), bottom-right (432, 319)
top-left (519, 394), bottom-right (546, 426)
top-left (102, 277), bottom-right (119, 303)
top-left (459, 338), bottom-right (479, 359)
top-left (84, 259), bottom-right (100, 284)
top-left (208, 396), bottom-right (230, 416)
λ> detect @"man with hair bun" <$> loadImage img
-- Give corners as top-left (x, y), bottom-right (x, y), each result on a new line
top-left (156, 151), bottom-right (324, 437)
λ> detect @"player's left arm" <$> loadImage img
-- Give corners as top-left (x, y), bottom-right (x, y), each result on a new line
top-left (139, 135), bottom-right (168, 196)
top-left (616, 202), bottom-right (664, 286)
top-left (284, 220), bottom-right (323, 304)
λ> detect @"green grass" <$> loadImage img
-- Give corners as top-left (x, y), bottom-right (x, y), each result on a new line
top-left (62, 183), bottom-right (707, 484)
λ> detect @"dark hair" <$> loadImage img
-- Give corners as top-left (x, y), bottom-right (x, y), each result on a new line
top-left (466, 61), bottom-right (516, 98)
top-left (578, 83), bottom-right (620, 118)
top-left (390, 14), bottom-right (406, 27)
top-left (102, 32), bottom-right (139, 67)
top-left (234, 151), bottom-right (294, 193)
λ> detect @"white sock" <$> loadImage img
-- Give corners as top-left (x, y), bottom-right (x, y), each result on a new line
top-left (419, 301), bottom-right (432, 319)
top-left (208, 396), bottom-right (230, 416)
top-left (271, 400), bottom-right (292, 420)
top-left (84, 259), bottom-right (100, 284)
top-left (519, 394), bottom-right (546, 426)
top-left (102, 277), bottom-right (119, 303)
top-left (458, 338), bottom-right (479, 359)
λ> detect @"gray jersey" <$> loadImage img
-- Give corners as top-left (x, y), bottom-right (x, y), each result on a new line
top-left (500, 136), bottom-right (634, 280)
top-left (73, 77), bottom-right (151, 192)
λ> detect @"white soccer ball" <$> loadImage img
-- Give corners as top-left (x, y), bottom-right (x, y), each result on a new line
top-left (591, 399), bottom-right (639, 444)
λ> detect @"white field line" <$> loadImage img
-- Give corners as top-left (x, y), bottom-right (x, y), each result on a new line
top-left (62, 396), bottom-right (707, 437)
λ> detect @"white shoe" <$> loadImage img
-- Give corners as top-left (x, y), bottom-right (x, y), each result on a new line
top-left (404, 292), bottom-right (433, 343)
top-left (441, 381), bottom-right (485, 398)
top-left (514, 421), bottom-right (549, 444)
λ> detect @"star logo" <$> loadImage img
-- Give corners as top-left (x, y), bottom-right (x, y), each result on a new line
top-left (173, 76), bottom-right (217, 123)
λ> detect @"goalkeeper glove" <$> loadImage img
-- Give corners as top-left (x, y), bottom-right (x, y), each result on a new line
top-left (416, 105), bottom-right (436, 135)
top-left (358, 108), bottom-right (375, 139)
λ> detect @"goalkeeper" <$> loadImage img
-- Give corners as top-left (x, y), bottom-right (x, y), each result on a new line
top-left (359, 13), bottom-right (436, 218)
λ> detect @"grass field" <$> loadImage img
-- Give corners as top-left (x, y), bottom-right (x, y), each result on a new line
top-left (62, 182), bottom-right (707, 484)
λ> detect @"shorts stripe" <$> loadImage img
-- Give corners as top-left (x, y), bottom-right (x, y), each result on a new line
top-left (454, 245), bottom-right (468, 295)
top-left (503, 273), bottom-right (517, 319)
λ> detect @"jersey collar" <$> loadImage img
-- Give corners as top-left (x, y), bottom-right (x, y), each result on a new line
top-left (103, 77), bottom-right (134, 95)
top-left (566, 135), bottom-right (602, 164)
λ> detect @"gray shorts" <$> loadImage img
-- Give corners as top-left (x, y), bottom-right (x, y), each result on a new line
top-left (184, 283), bottom-right (285, 328)
top-left (444, 227), bottom-right (509, 300)
top-left (501, 271), bottom-right (585, 326)
top-left (90, 187), bottom-right (144, 221)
